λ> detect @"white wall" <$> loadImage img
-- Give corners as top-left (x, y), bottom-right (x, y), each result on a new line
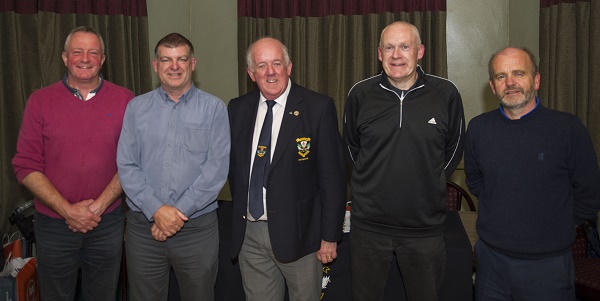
top-left (447, 0), bottom-right (510, 125)
top-left (446, 0), bottom-right (539, 196)
top-left (147, 0), bottom-right (238, 102)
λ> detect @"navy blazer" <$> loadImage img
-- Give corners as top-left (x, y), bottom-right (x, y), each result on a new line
top-left (228, 82), bottom-right (347, 263)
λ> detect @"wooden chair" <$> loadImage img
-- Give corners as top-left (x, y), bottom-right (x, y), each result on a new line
top-left (572, 224), bottom-right (600, 300)
top-left (446, 181), bottom-right (476, 211)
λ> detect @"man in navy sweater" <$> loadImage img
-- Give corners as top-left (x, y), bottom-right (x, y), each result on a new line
top-left (464, 47), bottom-right (600, 300)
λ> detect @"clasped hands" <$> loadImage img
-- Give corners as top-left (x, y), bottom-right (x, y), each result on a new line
top-left (151, 205), bottom-right (189, 241)
top-left (65, 199), bottom-right (102, 233)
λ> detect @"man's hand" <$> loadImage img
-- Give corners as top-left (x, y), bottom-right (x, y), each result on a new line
top-left (152, 205), bottom-right (189, 237)
top-left (88, 199), bottom-right (107, 215)
top-left (317, 240), bottom-right (338, 264)
top-left (151, 223), bottom-right (168, 241)
top-left (65, 199), bottom-right (101, 233)
top-left (20, 172), bottom-right (101, 233)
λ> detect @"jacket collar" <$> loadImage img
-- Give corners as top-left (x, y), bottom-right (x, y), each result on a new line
top-left (379, 65), bottom-right (425, 92)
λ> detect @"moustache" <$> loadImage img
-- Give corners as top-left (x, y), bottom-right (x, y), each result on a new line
top-left (503, 86), bottom-right (524, 96)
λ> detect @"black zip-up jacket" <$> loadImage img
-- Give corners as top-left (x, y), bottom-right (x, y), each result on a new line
top-left (344, 66), bottom-right (465, 237)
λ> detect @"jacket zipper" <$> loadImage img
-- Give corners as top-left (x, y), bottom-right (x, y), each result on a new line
top-left (380, 84), bottom-right (424, 129)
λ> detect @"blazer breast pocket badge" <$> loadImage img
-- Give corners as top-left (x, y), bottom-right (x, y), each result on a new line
top-left (296, 137), bottom-right (311, 161)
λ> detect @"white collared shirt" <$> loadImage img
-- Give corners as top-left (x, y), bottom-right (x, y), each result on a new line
top-left (248, 79), bottom-right (292, 220)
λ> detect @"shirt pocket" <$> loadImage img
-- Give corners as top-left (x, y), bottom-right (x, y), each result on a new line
top-left (181, 122), bottom-right (210, 154)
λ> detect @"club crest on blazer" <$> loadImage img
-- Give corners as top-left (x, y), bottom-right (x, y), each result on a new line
top-left (296, 137), bottom-right (311, 161)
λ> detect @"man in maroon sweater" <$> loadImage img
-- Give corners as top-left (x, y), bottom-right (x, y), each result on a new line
top-left (12, 26), bottom-right (134, 301)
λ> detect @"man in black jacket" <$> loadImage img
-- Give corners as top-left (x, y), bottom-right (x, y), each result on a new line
top-left (228, 37), bottom-right (347, 301)
top-left (344, 21), bottom-right (465, 301)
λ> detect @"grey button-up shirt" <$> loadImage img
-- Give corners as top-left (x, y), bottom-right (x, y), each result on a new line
top-left (117, 85), bottom-right (230, 220)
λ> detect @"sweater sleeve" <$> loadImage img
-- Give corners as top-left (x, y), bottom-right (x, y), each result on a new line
top-left (570, 118), bottom-right (600, 224)
top-left (464, 119), bottom-right (483, 199)
top-left (12, 93), bottom-right (45, 182)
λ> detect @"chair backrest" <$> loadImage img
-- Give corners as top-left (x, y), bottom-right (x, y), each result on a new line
top-left (446, 181), bottom-right (477, 212)
top-left (573, 224), bottom-right (589, 260)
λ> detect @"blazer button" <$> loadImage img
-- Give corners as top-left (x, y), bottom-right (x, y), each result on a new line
top-left (242, 215), bottom-right (246, 220)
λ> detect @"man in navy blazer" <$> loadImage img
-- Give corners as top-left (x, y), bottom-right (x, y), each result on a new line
top-left (228, 37), bottom-right (347, 301)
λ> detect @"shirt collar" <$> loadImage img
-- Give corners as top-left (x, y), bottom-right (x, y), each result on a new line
top-left (499, 96), bottom-right (540, 119)
top-left (259, 78), bottom-right (292, 108)
top-left (62, 73), bottom-right (104, 101)
top-left (158, 84), bottom-right (197, 104)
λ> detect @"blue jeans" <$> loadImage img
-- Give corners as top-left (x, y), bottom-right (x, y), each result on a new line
top-left (475, 240), bottom-right (575, 301)
top-left (350, 226), bottom-right (446, 301)
top-left (34, 205), bottom-right (124, 301)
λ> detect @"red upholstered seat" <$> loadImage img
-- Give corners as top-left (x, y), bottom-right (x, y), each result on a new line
top-left (445, 181), bottom-right (476, 212)
top-left (573, 225), bottom-right (600, 300)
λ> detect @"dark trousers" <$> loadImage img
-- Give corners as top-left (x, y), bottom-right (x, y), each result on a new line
top-left (475, 240), bottom-right (575, 301)
top-left (350, 226), bottom-right (446, 301)
top-left (34, 205), bottom-right (124, 301)
top-left (125, 210), bottom-right (219, 301)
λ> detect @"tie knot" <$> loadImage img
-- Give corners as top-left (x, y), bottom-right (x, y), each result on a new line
top-left (266, 100), bottom-right (276, 109)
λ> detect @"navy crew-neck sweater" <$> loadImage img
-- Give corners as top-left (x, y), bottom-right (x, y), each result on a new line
top-left (465, 104), bottom-right (600, 258)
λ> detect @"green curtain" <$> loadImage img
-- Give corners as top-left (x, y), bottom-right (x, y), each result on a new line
top-left (539, 0), bottom-right (600, 158)
top-left (0, 1), bottom-right (41, 238)
top-left (0, 0), bottom-right (152, 236)
top-left (238, 1), bottom-right (448, 130)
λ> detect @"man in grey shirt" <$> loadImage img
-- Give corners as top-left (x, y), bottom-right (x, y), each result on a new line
top-left (117, 33), bottom-right (230, 301)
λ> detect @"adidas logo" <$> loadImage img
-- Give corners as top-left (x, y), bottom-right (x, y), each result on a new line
top-left (428, 118), bottom-right (437, 125)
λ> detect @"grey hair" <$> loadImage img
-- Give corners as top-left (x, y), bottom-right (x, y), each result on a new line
top-left (246, 37), bottom-right (290, 71)
top-left (64, 26), bottom-right (105, 55)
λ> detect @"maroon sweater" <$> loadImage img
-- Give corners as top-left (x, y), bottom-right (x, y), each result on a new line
top-left (12, 80), bottom-right (134, 218)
